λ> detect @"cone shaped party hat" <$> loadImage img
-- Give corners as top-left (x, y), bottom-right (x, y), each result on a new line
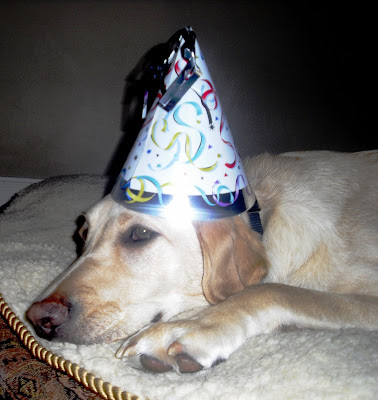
top-left (112, 27), bottom-right (256, 220)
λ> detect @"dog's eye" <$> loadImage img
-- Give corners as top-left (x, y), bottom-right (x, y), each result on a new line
top-left (131, 226), bottom-right (155, 242)
top-left (121, 225), bottom-right (158, 246)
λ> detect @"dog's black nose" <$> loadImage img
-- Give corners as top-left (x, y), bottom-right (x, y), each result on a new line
top-left (26, 296), bottom-right (70, 340)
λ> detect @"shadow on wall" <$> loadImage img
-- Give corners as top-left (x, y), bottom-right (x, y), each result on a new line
top-left (104, 43), bottom-right (168, 195)
top-left (104, 28), bottom-right (192, 195)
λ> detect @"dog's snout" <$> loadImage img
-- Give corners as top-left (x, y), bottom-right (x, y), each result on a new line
top-left (26, 296), bottom-right (70, 340)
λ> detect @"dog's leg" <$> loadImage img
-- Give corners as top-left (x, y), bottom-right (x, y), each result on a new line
top-left (116, 283), bottom-right (378, 373)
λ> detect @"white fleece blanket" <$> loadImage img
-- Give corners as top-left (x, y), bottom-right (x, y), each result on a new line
top-left (0, 176), bottom-right (377, 400)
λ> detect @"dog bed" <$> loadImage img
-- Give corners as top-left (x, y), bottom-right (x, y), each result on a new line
top-left (0, 175), bottom-right (377, 400)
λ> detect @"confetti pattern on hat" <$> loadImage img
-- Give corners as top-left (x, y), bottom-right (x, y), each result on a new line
top-left (112, 31), bottom-right (255, 220)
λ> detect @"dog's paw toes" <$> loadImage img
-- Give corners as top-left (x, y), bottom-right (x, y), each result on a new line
top-left (168, 338), bottom-right (227, 372)
top-left (117, 343), bottom-right (176, 373)
top-left (168, 341), bottom-right (210, 372)
top-left (168, 343), bottom-right (203, 373)
top-left (139, 354), bottom-right (173, 373)
top-left (116, 318), bottom-right (235, 373)
top-left (175, 352), bottom-right (204, 373)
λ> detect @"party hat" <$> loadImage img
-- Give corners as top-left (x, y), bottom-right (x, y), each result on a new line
top-left (112, 27), bottom-right (257, 221)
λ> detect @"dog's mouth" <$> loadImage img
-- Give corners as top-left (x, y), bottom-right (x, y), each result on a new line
top-left (150, 312), bottom-right (163, 323)
top-left (26, 300), bottom-right (156, 345)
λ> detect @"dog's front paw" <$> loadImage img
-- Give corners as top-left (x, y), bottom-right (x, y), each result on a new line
top-left (116, 311), bottom-right (247, 373)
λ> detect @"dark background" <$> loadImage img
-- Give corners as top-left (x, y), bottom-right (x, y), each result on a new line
top-left (0, 1), bottom-right (375, 179)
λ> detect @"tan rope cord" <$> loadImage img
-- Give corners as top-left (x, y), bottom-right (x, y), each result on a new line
top-left (0, 293), bottom-right (142, 400)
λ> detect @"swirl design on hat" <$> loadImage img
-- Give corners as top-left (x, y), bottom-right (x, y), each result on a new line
top-left (150, 101), bottom-right (218, 172)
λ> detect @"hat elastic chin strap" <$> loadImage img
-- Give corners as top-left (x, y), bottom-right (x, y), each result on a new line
top-left (247, 200), bottom-right (263, 236)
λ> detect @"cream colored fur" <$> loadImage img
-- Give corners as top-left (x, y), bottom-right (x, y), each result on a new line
top-left (27, 150), bottom-right (378, 374)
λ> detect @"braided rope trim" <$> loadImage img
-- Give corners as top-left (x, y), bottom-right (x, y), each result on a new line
top-left (0, 293), bottom-right (142, 400)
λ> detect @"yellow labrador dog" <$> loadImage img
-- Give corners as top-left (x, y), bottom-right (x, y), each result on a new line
top-left (27, 150), bottom-right (378, 373)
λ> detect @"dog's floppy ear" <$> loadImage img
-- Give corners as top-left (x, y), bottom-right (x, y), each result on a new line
top-left (195, 215), bottom-right (268, 304)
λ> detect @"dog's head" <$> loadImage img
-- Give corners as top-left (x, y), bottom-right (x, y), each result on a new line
top-left (26, 195), bottom-right (268, 344)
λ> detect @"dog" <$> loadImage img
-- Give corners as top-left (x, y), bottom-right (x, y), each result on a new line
top-left (27, 150), bottom-right (378, 373)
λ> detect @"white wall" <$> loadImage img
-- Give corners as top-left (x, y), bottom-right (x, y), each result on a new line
top-left (0, 1), bottom-right (375, 179)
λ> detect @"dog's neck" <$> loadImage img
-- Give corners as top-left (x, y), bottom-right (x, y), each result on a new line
top-left (248, 199), bottom-right (263, 235)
